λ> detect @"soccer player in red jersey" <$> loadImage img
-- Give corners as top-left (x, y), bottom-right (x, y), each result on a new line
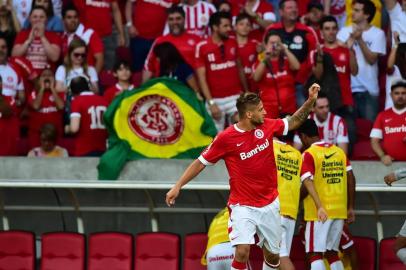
top-left (370, 79), bottom-right (406, 165)
top-left (166, 83), bottom-right (321, 270)
top-left (65, 76), bottom-right (108, 157)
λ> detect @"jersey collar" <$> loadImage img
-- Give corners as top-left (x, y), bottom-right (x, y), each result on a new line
top-left (392, 107), bottom-right (406, 115)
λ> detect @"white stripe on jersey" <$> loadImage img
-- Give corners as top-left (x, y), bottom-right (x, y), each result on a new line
top-left (183, 1), bottom-right (216, 37)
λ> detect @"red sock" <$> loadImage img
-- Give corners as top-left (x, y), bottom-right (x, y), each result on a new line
top-left (231, 259), bottom-right (247, 270)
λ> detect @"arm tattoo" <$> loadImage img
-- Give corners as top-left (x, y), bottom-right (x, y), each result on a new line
top-left (287, 98), bottom-right (316, 130)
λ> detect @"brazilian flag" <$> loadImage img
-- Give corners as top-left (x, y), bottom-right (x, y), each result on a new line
top-left (97, 78), bottom-right (217, 180)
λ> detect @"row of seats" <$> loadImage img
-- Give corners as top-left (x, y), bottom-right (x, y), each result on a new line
top-left (0, 231), bottom-right (404, 270)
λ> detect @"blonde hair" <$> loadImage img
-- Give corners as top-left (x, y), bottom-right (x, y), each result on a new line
top-left (64, 38), bottom-right (90, 79)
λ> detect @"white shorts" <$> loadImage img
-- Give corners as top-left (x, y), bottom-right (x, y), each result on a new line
top-left (305, 219), bottom-right (344, 253)
top-left (399, 219), bottom-right (406, 237)
top-left (280, 216), bottom-right (296, 257)
top-left (207, 242), bottom-right (234, 270)
top-left (207, 94), bottom-right (239, 131)
top-left (228, 198), bottom-right (281, 254)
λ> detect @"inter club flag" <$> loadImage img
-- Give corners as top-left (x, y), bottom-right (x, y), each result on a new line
top-left (98, 78), bottom-right (217, 180)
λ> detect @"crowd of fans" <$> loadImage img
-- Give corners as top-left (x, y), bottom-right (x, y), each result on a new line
top-left (0, 0), bottom-right (405, 162)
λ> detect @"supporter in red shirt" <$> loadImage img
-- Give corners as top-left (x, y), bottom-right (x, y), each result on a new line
top-left (370, 79), bottom-right (406, 165)
top-left (66, 76), bottom-right (108, 156)
top-left (166, 85), bottom-right (321, 270)
top-left (195, 11), bottom-right (249, 131)
top-left (12, 6), bottom-right (61, 74)
top-left (235, 13), bottom-right (260, 92)
top-left (253, 30), bottom-right (300, 119)
top-left (104, 60), bottom-right (133, 105)
top-left (300, 2), bottom-right (324, 43)
top-left (28, 67), bottom-right (65, 149)
top-left (73, 0), bottom-right (125, 70)
top-left (266, 0), bottom-right (318, 106)
top-left (143, 6), bottom-right (201, 83)
top-left (236, 0), bottom-right (276, 42)
top-left (125, 0), bottom-right (177, 71)
top-left (312, 15), bottom-right (358, 149)
top-left (62, 4), bottom-right (104, 73)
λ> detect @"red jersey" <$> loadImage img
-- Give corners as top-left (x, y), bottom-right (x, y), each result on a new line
top-left (238, 39), bottom-right (259, 92)
top-left (70, 92), bottom-right (108, 156)
top-left (195, 37), bottom-right (243, 98)
top-left (74, 0), bottom-right (115, 37)
top-left (0, 95), bottom-right (19, 156)
top-left (266, 22), bottom-right (318, 84)
top-left (370, 108), bottom-right (406, 161)
top-left (62, 24), bottom-right (104, 67)
top-left (254, 58), bottom-right (296, 119)
top-left (132, 0), bottom-right (175, 39)
top-left (310, 46), bottom-right (353, 106)
top-left (28, 90), bottom-right (65, 148)
top-left (199, 118), bottom-right (288, 207)
top-left (14, 30), bottom-right (62, 73)
top-left (103, 83), bottom-right (133, 105)
top-left (144, 32), bottom-right (201, 75)
top-left (182, 1), bottom-right (216, 37)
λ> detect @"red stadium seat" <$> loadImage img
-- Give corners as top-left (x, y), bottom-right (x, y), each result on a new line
top-left (134, 232), bottom-right (180, 270)
top-left (249, 245), bottom-right (263, 270)
top-left (183, 233), bottom-right (207, 270)
top-left (88, 232), bottom-right (133, 270)
top-left (0, 230), bottom-right (35, 270)
top-left (379, 237), bottom-right (406, 270)
top-left (40, 232), bottom-right (85, 270)
top-left (352, 236), bottom-right (376, 270)
top-left (116, 46), bottom-right (132, 66)
top-left (290, 235), bottom-right (306, 270)
top-left (355, 118), bottom-right (373, 142)
top-left (351, 141), bottom-right (379, 160)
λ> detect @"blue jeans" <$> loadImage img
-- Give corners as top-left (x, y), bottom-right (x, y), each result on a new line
top-left (129, 36), bottom-right (155, 72)
top-left (352, 92), bottom-right (379, 121)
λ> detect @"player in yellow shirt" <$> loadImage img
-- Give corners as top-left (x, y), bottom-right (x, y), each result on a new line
top-left (273, 139), bottom-right (302, 270)
top-left (297, 119), bottom-right (355, 270)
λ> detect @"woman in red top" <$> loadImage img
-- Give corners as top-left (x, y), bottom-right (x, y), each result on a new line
top-left (253, 30), bottom-right (300, 119)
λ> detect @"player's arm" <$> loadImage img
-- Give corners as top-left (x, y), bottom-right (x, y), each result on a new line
top-left (384, 168), bottom-right (406, 186)
top-left (347, 169), bottom-right (356, 223)
top-left (287, 83), bottom-right (320, 131)
top-left (302, 177), bottom-right (328, 222)
top-left (166, 159), bottom-right (206, 206)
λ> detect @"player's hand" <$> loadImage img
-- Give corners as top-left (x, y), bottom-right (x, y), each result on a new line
top-left (384, 172), bottom-right (397, 186)
top-left (346, 208), bottom-right (355, 224)
top-left (380, 155), bottom-right (393, 166)
top-left (308, 83), bottom-right (320, 101)
top-left (209, 103), bottom-right (222, 121)
top-left (166, 186), bottom-right (180, 207)
top-left (317, 207), bottom-right (328, 223)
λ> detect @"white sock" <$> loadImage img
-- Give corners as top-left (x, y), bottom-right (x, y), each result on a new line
top-left (329, 260), bottom-right (344, 270)
top-left (262, 262), bottom-right (278, 269)
top-left (310, 259), bottom-right (326, 270)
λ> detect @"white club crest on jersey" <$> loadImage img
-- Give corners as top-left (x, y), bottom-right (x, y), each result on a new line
top-left (254, 129), bottom-right (264, 139)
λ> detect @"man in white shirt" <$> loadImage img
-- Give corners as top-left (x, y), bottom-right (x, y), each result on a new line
top-left (337, 0), bottom-right (386, 121)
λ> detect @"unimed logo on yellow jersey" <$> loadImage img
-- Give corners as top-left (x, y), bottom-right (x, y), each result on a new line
top-left (321, 160), bottom-right (344, 183)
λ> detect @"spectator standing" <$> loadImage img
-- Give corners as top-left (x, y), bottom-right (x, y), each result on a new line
top-left (61, 4), bottom-right (104, 73)
top-left (344, 0), bottom-right (382, 28)
top-left (27, 123), bottom-right (68, 157)
top-left (55, 38), bottom-right (99, 93)
top-left (252, 30), bottom-right (300, 119)
top-left (301, 2), bottom-right (324, 43)
top-left (312, 16), bottom-right (358, 149)
top-left (103, 60), bottom-right (133, 105)
top-left (13, 0), bottom-right (33, 27)
top-left (23, 0), bottom-right (64, 32)
top-left (322, 0), bottom-right (346, 28)
top-left (125, 0), bottom-right (176, 72)
top-left (195, 11), bottom-right (249, 131)
top-left (74, 0), bottom-right (125, 70)
top-left (384, 0), bottom-right (406, 44)
top-left (235, 13), bottom-right (259, 92)
top-left (293, 94), bottom-right (349, 155)
top-left (28, 67), bottom-right (64, 149)
top-left (0, 0), bottom-right (21, 53)
top-left (12, 6), bottom-right (62, 74)
top-left (370, 79), bottom-right (406, 165)
top-left (267, 0), bottom-right (318, 107)
top-left (65, 76), bottom-right (108, 156)
top-left (142, 6), bottom-right (201, 83)
top-left (337, 0), bottom-right (386, 122)
top-left (298, 119), bottom-right (356, 270)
